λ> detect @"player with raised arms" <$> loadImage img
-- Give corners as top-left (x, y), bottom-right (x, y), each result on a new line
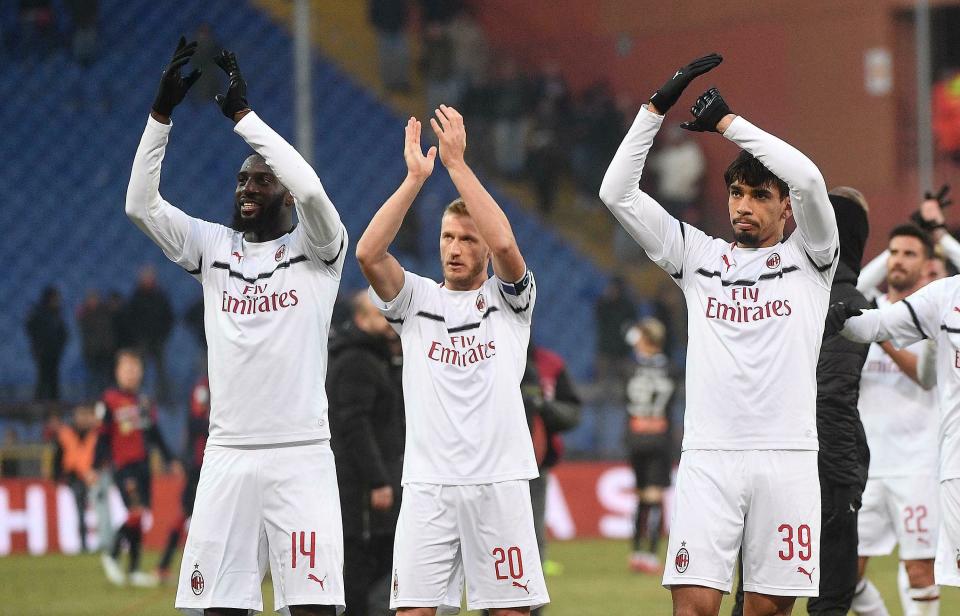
top-left (126, 38), bottom-right (347, 615)
top-left (600, 54), bottom-right (838, 616)
top-left (356, 105), bottom-right (548, 615)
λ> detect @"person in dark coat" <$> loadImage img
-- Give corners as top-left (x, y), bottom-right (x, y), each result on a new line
top-left (78, 289), bottom-right (118, 396)
top-left (26, 285), bottom-right (68, 401)
top-left (327, 291), bottom-right (404, 616)
top-left (124, 265), bottom-right (174, 403)
top-left (732, 187), bottom-right (871, 616)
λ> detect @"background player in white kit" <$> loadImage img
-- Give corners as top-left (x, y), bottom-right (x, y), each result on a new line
top-left (356, 106), bottom-right (548, 615)
top-left (853, 224), bottom-right (942, 616)
top-left (600, 55), bottom-right (838, 616)
top-left (830, 272), bottom-right (960, 593)
top-left (126, 39), bottom-right (347, 615)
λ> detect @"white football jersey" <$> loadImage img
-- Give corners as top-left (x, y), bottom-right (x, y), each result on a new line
top-left (370, 270), bottom-right (538, 485)
top-left (857, 294), bottom-right (939, 477)
top-left (126, 113), bottom-right (347, 446)
top-left (672, 230), bottom-right (836, 450)
top-left (876, 276), bottom-right (960, 481)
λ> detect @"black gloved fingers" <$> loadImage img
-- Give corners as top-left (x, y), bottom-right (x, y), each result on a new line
top-left (183, 68), bottom-right (202, 89)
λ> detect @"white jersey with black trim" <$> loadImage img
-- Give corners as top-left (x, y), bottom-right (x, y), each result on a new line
top-left (844, 276), bottom-right (960, 481)
top-left (857, 295), bottom-right (939, 477)
top-left (600, 107), bottom-right (838, 451)
top-left (125, 113), bottom-right (347, 446)
top-left (370, 270), bottom-right (538, 485)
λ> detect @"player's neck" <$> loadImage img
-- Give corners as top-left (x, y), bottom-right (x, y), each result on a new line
top-left (443, 275), bottom-right (487, 291)
top-left (243, 223), bottom-right (295, 243)
top-left (887, 285), bottom-right (920, 303)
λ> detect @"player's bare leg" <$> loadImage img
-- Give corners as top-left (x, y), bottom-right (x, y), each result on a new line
top-left (671, 585), bottom-right (723, 616)
top-left (490, 609), bottom-right (531, 615)
top-left (397, 608), bottom-right (437, 616)
top-left (902, 558), bottom-right (939, 612)
top-left (743, 592), bottom-right (795, 616)
top-left (205, 609), bottom-right (245, 615)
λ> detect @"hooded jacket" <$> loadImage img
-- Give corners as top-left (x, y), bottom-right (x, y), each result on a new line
top-left (326, 322), bottom-right (404, 535)
top-left (816, 197), bottom-right (871, 490)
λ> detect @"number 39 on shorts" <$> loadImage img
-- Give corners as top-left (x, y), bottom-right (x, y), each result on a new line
top-left (777, 523), bottom-right (812, 561)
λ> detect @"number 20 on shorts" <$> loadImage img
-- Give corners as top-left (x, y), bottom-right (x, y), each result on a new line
top-left (492, 546), bottom-right (524, 580)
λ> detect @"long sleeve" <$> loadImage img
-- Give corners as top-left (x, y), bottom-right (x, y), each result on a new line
top-left (599, 106), bottom-right (685, 276)
top-left (857, 250), bottom-right (889, 300)
top-left (234, 112), bottom-right (343, 253)
top-left (125, 116), bottom-right (198, 267)
top-left (939, 232), bottom-right (960, 269)
top-left (723, 117), bottom-right (837, 255)
top-left (917, 340), bottom-right (938, 389)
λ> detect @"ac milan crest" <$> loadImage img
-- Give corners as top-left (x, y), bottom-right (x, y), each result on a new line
top-left (766, 253), bottom-right (781, 269)
top-left (675, 546), bottom-right (690, 573)
top-left (275, 244), bottom-right (287, 262)
top-left (476, 292), bottom-right (486, 312)
top-left (191, 564), bottom-right (205, 595)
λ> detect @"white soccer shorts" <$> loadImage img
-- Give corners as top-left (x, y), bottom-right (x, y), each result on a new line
top-left (390, 480), bottom-right (549, 614)
top-left (858, 474), bottom-right (939, 560)
top-left (935, 478), bottom-right (960, 587)
top-left (662, 450), bottom-right (821, 597)
top-left (175, 441), bottom-right (344, 615)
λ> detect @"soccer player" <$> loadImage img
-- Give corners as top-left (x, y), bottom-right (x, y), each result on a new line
top-left (828, 274), bottom-right (960, 594)
top-left (356, 107), bottom-right (548, 615)
top-left (850, 224), bottom-right (941, 616)
top-left (599, 54), bottom-right (838, 616)
top-left (126, 39), bottom-right (347, 614)
top-left (96, 349), bottom-right (180, 586)
top-left (623, 317), bottom-right (676, 575)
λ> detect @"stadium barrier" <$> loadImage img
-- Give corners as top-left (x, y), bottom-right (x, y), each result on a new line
top-left (0, 462), bottom-right (673, 555)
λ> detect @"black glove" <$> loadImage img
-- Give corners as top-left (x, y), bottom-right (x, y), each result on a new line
top-left (823, 302), bottom-right (863, 338)
top-left (649, 53), bottom-right (723, 114)
top-left (680, 87), bottom-right (732, 133)
top-left (214, 49), bottom-right (249, 119)
top-left (911, 183), bottom-right (952, 231)
top-left (152, 36), bottom-right (202, 117)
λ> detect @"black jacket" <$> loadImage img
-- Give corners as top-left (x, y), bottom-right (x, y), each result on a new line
top-left (327, 323), bottom-right (404, 536)
top-left (816, 260), bottom-right (871, 490)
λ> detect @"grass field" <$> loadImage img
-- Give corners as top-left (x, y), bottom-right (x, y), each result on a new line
top-left (1, 540), bottom-right (957, 615)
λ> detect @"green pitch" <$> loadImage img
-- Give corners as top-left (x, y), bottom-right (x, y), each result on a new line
top-left (0, 540), bottom-right (956, 615)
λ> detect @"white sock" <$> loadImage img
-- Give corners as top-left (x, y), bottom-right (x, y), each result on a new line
top-left (852, 577), bottom-right (891, 616)
top-left (899, 561), bottom-right (940, 616)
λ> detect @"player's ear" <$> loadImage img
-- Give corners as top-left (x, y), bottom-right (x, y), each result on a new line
top-left (284, 190), bottom-right (295, 207)
top-left (782, 196), bottom-right (793, 221)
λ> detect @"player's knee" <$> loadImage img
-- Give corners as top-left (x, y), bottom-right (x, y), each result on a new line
top-left (904, 559), bottom-right (936, 588)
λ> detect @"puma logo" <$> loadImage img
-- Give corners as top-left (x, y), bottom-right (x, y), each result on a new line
top-left (722, 254), bottom-right (736, 273)
top-left (512, 579), bottom-right (530, 594)
top-left (232, 251), bottom-right (243, 263)
top-left (797, 566), bottom-right (815, 584)
top-left (307, 573), bottom-right (327, 590)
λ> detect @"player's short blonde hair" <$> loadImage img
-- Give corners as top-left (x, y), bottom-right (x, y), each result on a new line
top-left (828, 186), bottom-right (869, 212)
top-left (443, 198), bottom-right (469, 218)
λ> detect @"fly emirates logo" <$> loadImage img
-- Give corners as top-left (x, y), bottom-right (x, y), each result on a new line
top-left (427, 333), bottom-right (496, 367)
top-left (705, 287), bottom-right (792, 323)
top-left (221, 283), bottom-right (299, 315)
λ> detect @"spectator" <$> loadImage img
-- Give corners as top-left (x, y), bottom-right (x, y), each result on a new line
top-left (26, 285), bottom-right (68, 401)
top-left (419, 0), bottom-right (460, 25)
top-left (421, 21), bottom-right (460, 118)
top-left (447, 5), bottom-right (488, 92)
top-left (491, 58), bottom-right (532, 177)
top-left (593, 277), bottom-right (636, 455)
top-left (78, 289), bottom-right (118, 396)
top-left (369, 0), bottom-right (411, 92)
top-left (17, 0), bottom-right (57, 59)
top-left (527, 98), bottom-right (565, 213)
top-left (52, 403), bottom-right (100, 552)
top-left (124, 265), bottom-right (174, 404)
top-left (187, 23), bottom-right (221, 104)
top-left (647, 125), bottom-right (706, 220)
top-left (570, 82), bottom-right (624, 205)
top-left (66, 0), bottom-right (97, 66)
top-left (106, 290), bottom-right (130, 348)
top-left (523, 343), bottom-right (582, 599)
top-left (327, 292), bottom-right (404, 616)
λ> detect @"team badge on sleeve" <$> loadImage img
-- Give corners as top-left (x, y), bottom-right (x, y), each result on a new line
top-left (393, 569), bottom-right (399, 598)
top-left (476, 292), bottom-right (486, 312)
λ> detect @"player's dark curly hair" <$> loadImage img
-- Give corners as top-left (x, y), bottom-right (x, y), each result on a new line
top-left (723, 151), bottom-right (789, 199)
top-left (889, 224), bottom-right (934, 259)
